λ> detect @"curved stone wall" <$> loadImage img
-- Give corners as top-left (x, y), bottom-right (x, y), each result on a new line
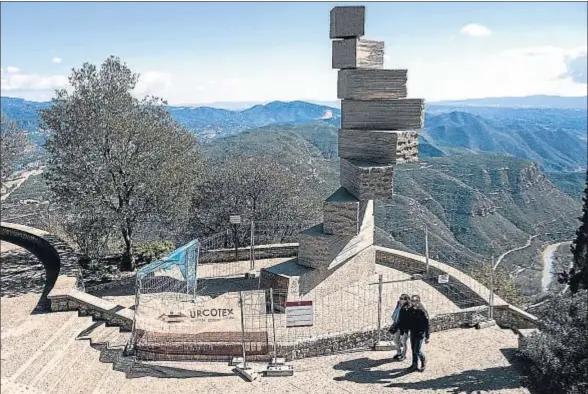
top-left (0, 222), bottom-right (81, 311)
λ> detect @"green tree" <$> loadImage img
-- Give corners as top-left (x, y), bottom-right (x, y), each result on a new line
top-left (469, 262), bottom-right (524, 307)
top-left (0, 114), bottom-right (31, 185)
top-left (40, 56), bottom-right (201, 271)
top-left (191, 154), bottom-right (320, 239)
top-left (569, 169), bottom-right (588, 293)
top-left (520, 290), bottom-right (588, 394)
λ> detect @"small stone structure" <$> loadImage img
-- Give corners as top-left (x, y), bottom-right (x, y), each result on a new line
top-left (261, 5), bottom-right (424, 298)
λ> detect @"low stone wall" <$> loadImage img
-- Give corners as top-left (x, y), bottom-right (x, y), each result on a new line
top-left (86, 275), bottom-right (137, 295)
top-left (279, 307), bottom-right (488, 360)
top-left (201, 243), bottom-right (298, 264)
top-left (51, 290), bottom-right (133, 331)
top-left (493, 304), bottom-right (539, 330)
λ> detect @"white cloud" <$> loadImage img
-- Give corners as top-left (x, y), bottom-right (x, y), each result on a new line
top-left (52, 57), bottom-right (62, 64)
top-left (133, 71), bottom-right (173, 96)
top-left (460, 23), bottom-right (492, 38)
top-left (407, 45), bottom-right (588, 101)
top-left (1, 68), bottom-right (68, 92)
top-left (561, 51), bottom-right (587, 84)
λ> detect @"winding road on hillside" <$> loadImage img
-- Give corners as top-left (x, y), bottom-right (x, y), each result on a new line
top-left (493, 234), bottom-right (539, 270)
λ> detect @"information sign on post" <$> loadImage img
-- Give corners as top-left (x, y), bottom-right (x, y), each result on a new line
top-left (229, 215), bottom-right (241, 261)
top-left (285, 301), bottom-right (314, 327)
top-left (438, 274), bottom-right (449, 284)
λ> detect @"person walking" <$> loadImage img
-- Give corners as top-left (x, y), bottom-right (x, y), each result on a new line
top-left (389, 294), bottom-right (410, 361)
top-left (406, 294), bottom-right (430, 372)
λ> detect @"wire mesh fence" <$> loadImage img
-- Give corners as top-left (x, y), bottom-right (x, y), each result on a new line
top-left (132, 248), bottom-right (495, 362)
top-left (196, 219), bottom-right (317, 279)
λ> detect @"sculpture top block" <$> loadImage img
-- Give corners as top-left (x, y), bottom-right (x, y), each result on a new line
top-left (330, 6), bottom-right (365, 39)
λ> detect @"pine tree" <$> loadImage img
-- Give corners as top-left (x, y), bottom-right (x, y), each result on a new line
top-left (569, 168), bottom-right (588, 293)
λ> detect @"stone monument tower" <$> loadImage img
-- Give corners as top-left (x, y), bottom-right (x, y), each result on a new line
top-left (261, 5), bottom-right (424, 297)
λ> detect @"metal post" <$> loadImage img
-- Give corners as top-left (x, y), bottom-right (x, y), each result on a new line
top-left (489, 255), bottom-right (494, 320)
top-left (194, 245), bottom-right (200, 299)
top-left (250, 220), bottom-right (255, 271)
top-left (270, 288), bottom-right (277, 362)
top-left (233, 223), bottom-right (238, 261)
top-left (377, 274), bottom-right (383, 344)
top-left (131, 276), bottom-right (141, 351)
top-left (239, 291), bottom-right (247, 369)
top-left (425, 225), bottom-right (430, 274)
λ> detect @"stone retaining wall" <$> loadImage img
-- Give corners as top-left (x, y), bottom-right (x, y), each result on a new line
top-left (493, 304), bottom-right (539, 330)
top-left (201, 243), bottom-right (298, 264)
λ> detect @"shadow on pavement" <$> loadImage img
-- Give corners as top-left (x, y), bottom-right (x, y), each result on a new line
top-left (333, 357), bottom-right (416, 385)
top-left (333, 349), bottom-right (531, 393)
top-left (384, 365), bottom-right (528, 393)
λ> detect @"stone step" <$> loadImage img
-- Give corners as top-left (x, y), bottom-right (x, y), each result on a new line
top-left (58, 342), bottom-right (103, 393)
top-left (12, 314), bottom-right (91, 387)
top-left (341, 99), bottom-right (424, 130)
top-left (330, 6), bottom-right (365, 39)
top-left (339, 129), bottom-right (419, 165)
top-left (69, 345), bottom-right (116, 394)
top-left (21, 316), bottom-right (93, 389)
top-left (332, 38), bottom-right (384, 70)
top-left (41, 332), bottom-right (97, 393)
top-left (0, 310), bottom-right (81, 379)
top-left (338, 69), bottom-right (407, 100)
top-left (340, 159), bottom-right (395, 200)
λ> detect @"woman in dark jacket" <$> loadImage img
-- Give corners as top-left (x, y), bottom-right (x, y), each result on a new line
top-left (390, 294), bottom-right (410, 360)
top-left (406, 294), bottom-right (430, 372)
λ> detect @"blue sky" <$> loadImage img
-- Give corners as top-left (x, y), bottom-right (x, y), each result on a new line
top-left (1, 1), bottom-right (586, 105)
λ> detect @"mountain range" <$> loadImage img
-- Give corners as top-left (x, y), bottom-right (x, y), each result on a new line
top-left (2, 94), bottom-right (584, 303)
top-left (202, 126), bottom-right (581, 301)
top-left (1, 95), bottom-right (586, 175)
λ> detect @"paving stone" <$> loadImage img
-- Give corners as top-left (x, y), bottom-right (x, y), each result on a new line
top-left (338, 69), bottom-right (407, 100)
top-left (332, 38), bottom-right (384, 70)
top-left (338, 129), bottom-right (419, 165)
top-left (330, 6), bottom-right (365, 39)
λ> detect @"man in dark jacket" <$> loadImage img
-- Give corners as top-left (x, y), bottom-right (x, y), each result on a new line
top-left (406, 294), bottom-right (430, 372)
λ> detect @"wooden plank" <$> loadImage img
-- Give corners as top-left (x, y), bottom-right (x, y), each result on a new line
top-left (341, 99), bottom-right (424, 130)
top-left (338, 129), bottom-right (419, 165)
top-left (332, 38), bottom-right (384, 70)
top-left (330, 6), bottom-right (365, 39)
top-left (338, 69), bottom-right (407, 100)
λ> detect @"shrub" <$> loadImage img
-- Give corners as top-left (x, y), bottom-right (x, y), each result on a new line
top-left (519, 290), bottom-right (588, 394)
top-left (134, 240), bottom-right (175, 266)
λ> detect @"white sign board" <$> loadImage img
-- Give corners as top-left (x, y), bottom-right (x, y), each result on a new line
top-left (285, 301), bottom-right (314, 327)
top-left (148, 293), bottom-right (245, 334)
top-left (438, 274), bottom-right (449, 284)
top-left (229, 215), bottom-right (241, 224)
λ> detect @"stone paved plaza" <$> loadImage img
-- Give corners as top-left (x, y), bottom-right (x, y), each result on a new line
top-left (1, 242), bottom-right (531, 394)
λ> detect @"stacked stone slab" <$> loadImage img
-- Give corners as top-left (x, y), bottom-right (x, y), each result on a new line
top-left (261, 5), bottom-right (424, 297)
